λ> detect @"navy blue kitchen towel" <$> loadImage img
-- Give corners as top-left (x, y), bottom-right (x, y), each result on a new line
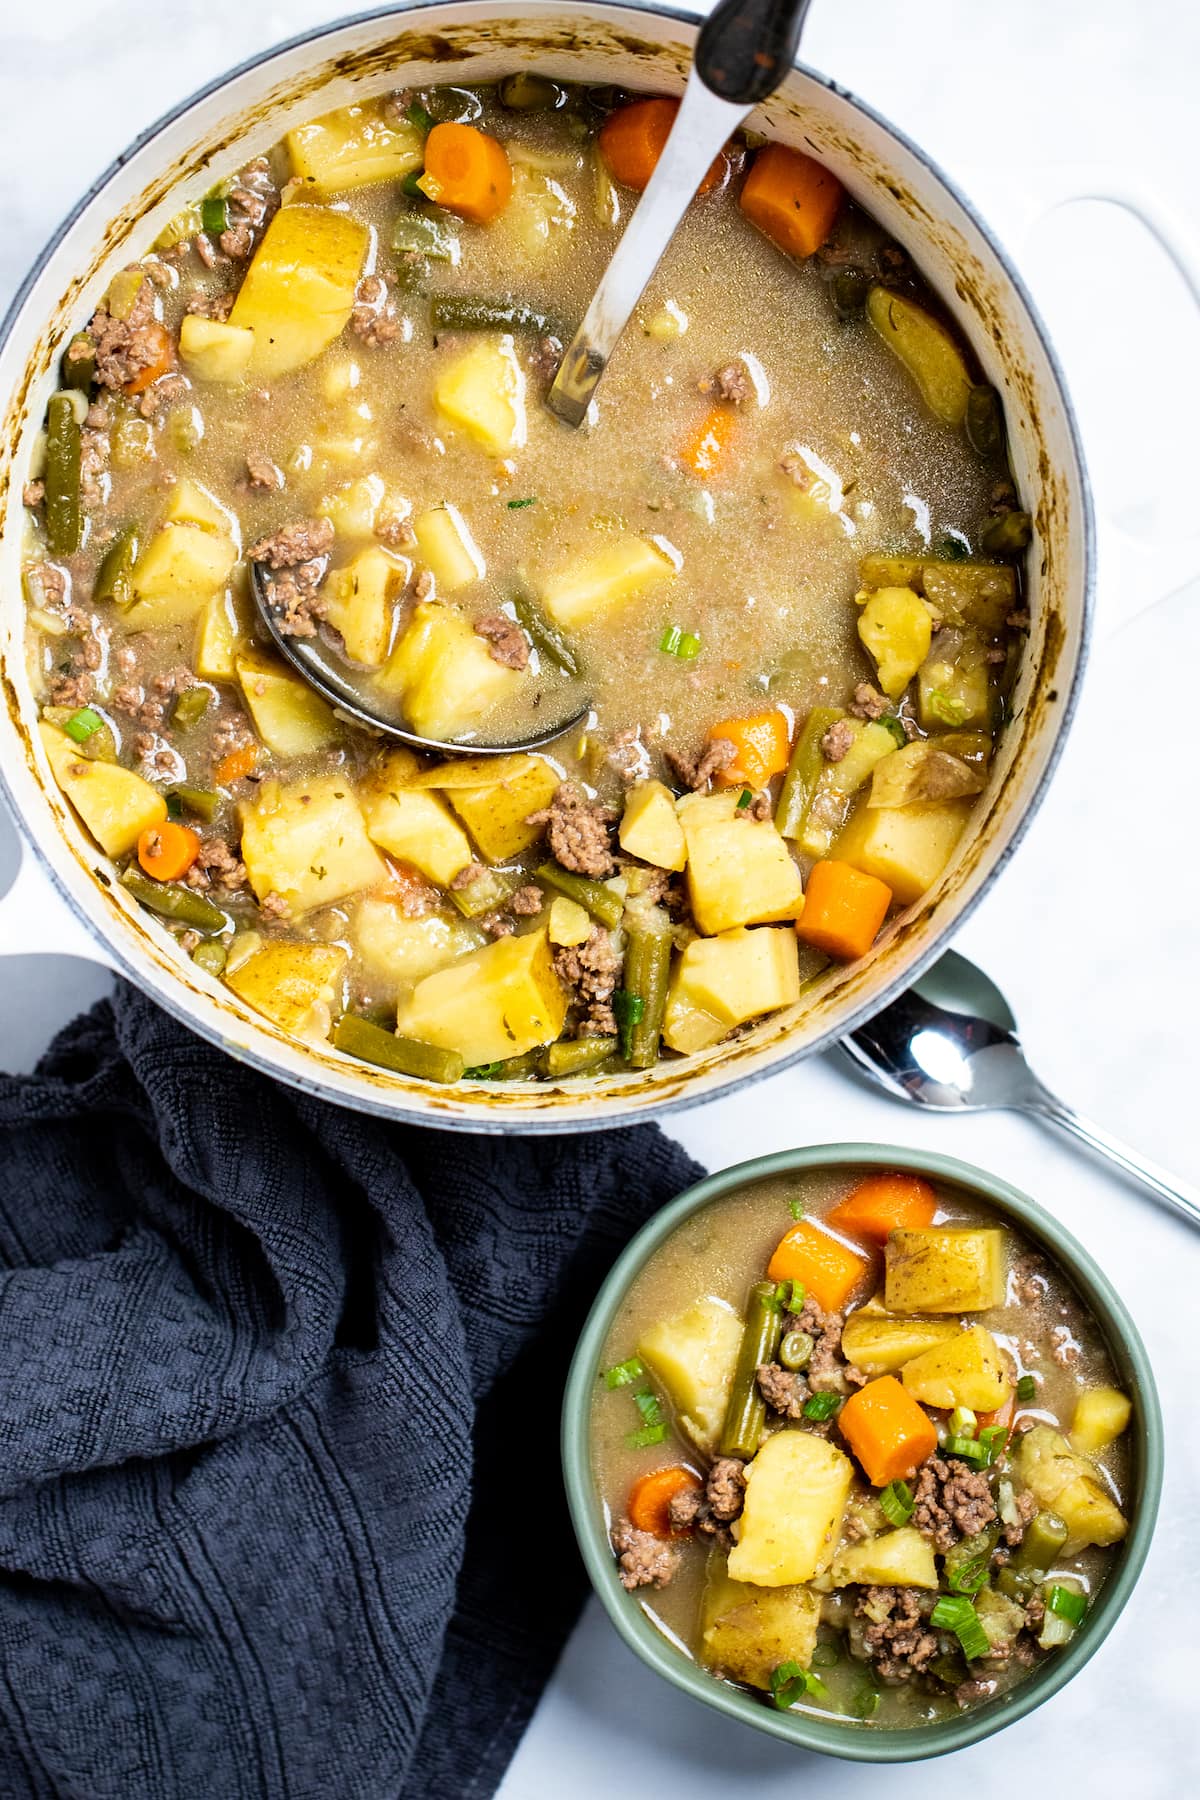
top-left (0, 981), bottom-right (703, 1799)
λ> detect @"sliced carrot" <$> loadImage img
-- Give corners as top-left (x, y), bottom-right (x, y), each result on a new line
top-left (123, 322), bottom-right (175, 396)
top-left (838, 1375), bottom-right (938, 1487)
top-left (826, 1172), bottom-right (938, 1246)
top-left (739, 144), bottom-right (844, 261)
top-left (137, 821), bottom-right (200, 882)
top-left (212, 743), bottom-right (258, 787)
top-left (795, 859), bottom-right (892, 962)
top-left (709, 710), bottom-right (791, 790)
top-left (599, 97), bottom-right (727, 194)
top-left (679, 405), bottom-right (738, 481)
top-left (767, 1218), bottom-right (871, 1314)
top-left (627, 1466), bottom-right (703, 1538)
top-left (420, 122), bottom-right (512, 224)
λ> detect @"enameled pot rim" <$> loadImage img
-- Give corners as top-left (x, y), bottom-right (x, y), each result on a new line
top-left (0, 2), bottom-right (1094, 1131)
top-left (561, 1144), bottom-right (1162, 1761)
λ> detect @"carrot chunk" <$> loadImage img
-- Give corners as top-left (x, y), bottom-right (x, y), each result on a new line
top-left (627, 1465), bottom-right (704, 1538)
top-left (708, 710), bottom-right (791, 790)
top-left (599, 97), bottom-right (727, 194)
top-left (826, 1173), bottom-right (937, 1246)
top-left (123, 322), bottom-right (175, 396)
top-left (838, 1375), bottom-right (938, 1487)
top-left (767, 1218), bottom-right (871, 1313)
top-left (421, 123), bottom-right (512, 224)
top-left (213, 743), bottom-right (258, 787)
top-left (679, 405), bottom-right (738, 480)
top-left (794, 859), bottom-right (892, 961)
top-left (739, 144), bottom-right (844, 260)
top-left (137, 821), bottom-right (200, 882)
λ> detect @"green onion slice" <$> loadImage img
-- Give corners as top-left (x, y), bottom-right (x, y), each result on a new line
top-left (1016, 1374), bottom-right (1037, 1403)
top-left (507, 496), bottom-right (537, 510)
top-left (200, 195), bottom-right (230, 236)
top-left (603, 1356), bottom-right (643, 1390)
top-left (879, 713), bottom-right (908, 746)
top-left (768, 1661), bottom-right (822, 1710)
top-left (659, 625), bottom-right (683, 655)
top-left (947, 1552), bottom-right (991, 1596)
top-left (947, 1406), bottom-right (977, 1438)
top-left (878, 1479), bottom-right (914, 1527)
top-left (788, 1196), bottom-right (806, 1220)
top-left (633, 1387), bottom-right (662, 1426)
top-left (677, 631), bottom-right (701, 659)
top-left (977, 1423), bottom-right (1009, 1464)
top-left (63, 705), bottom-right (104, 743)
top-left (625, 1422), bottom-right (667, 1449)
top-left (930, 1595), bottom-right (990, 1661)
top-left (803, 1392), bottom-right (842, 1422)
top-left (1046, 1584), bottom-right (1087, 1627)
top-left (407, 100), bottom-right (435, 134)
top-left (945, 1434), bottom-right (989, 1467)
top-left (735, 788), bottom-right (753, 810)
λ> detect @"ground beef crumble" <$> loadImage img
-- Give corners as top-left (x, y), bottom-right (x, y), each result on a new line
top-left (243, 453), bottom-right (284, 493)
top-left (664, 736), bottom-right (736, 792)
top-left (854, 1585), bottom-right (938, 1683)
top-left (526, 782), bottom-right (616, 876)
top-left (849, 682), bottom-right (889, 721)
top-left (351, 273), bottom-right (401, 347)
top-left (553, 926), bottom-right (623, 1035)
top-left (611, 1519), bottom-right (680, 1591)
top-left (88, 270), bottom-right (165, 392)
top-left (756, 1362), bottom-right (809, 1418)
top-left (473, 612), bottom-right (530, 670)
top-left (666, 1457), bottom-right (745, 1546)
top-left (248, 516), bottom-right (335, 636)
top-left (1002, 1487), bottom-right (1038, 1547)
top-left (911, 1457), bottom-right (998, 1552)
top-left (821, 718), bottom-right (856, 762)
top-left (183, 836), bottom-right (247, 894)
top-left (216, 158), bottom-right (278, 261)
top-left (698, 360), bottom-right (753, 403)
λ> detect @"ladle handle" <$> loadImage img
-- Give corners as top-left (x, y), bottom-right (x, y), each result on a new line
top-left (697, 0), bottom-right (815, 104)
top-left (1022, 1080), bottom-right (1200, 1233)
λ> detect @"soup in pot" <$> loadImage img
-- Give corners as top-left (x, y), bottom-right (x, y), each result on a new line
top-left (19, 79), bottom-right (1031, 1083)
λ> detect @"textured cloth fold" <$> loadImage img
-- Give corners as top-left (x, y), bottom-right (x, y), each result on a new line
top-left (0, 982), bottom-right (703, 1799)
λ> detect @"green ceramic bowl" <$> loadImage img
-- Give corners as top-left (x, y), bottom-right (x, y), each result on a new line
top-left (561, 1144), bottom-right (1163, 1762)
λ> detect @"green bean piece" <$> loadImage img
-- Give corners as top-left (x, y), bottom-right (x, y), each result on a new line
top-left (191, 939), bottom-right (228, 977)
top-left (392, 212), bottom-right (460, 260)
top-left (779, 1329), bottom-right (814, 1371)
top-left (499, 72), bottom-right (568, 110)
top-left (334, 1014), bottom-right (465, 1083)
top-left (512, 592), bottom-right (580, 677)
top-left (168, 784), bottom-right (219, 822)
top-left (44, 392), bottom-right (82, 557)
top-left (121, 868), bottom-right (227, 934)
top-left (535, 863), bottom-right (623, 930)
top-left (93, 526), bottom-right (140, 608)
top-left (430, 295), bottom-right (565, 338)
top-left (447, 866), bottom-right (514, 919)
top-left (1012, 1510), bottom-right (1068, 1574)
top-left (774, 705), bottom-right (844, 840)
top-left (719, 1280), bottom-right (785, 1460)
top-left (965, 384), bottom-right (1006, 463)
top-left (623, 911), bottom-right (672, 1069)
top-left (829, 269), bottom-right (871, 319)
top-left (172, 687), bottom-right (212, 730)
top-left (200, 194), bottom-right (230, 236)
top-left (62, 330), bottom-right (96, 392)
top-left (943, 1522), bottom-right (1000, 1594)
top-left (461, 1050), bottom-right (544, 1081)
top-left (543, 1036), bottom-right (618, 1077)
top-left (980, 510), bottom-right (1033, 557)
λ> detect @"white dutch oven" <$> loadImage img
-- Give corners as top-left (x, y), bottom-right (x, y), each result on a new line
top-left (0, 1), bottom-right (1161, 1130)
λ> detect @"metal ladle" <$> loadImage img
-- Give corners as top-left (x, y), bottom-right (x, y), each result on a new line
top-left (840, 948), bottom-right (1200, 1233)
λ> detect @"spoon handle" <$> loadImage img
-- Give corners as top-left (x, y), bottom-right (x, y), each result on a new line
top-left (1022, 1080), bottom-right (1200, 1232)
top-left (697, 0), bottom-right (815, 103)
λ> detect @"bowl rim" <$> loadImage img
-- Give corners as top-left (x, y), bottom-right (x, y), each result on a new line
top-left (560, 1143), bottom-right (1163, 1762)
top-left (0, 0), bottom-right (1095, 1133)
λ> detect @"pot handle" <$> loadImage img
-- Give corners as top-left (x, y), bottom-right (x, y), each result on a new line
top-left (0, 826), bottom-right (118, 969)
top-left (959, 164), bottom-right (1200, 636)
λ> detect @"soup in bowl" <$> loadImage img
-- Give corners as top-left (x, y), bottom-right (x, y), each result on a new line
top-left (563, 1148), bottom-right (1161, 1759)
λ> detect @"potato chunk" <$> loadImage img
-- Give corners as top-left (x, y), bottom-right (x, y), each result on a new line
top-left (834, 797), bottom-right (971, 906)
top-left (831, 1526), bottom-right (938, 1590)
top-left (125, 523), bottom-right (237, 629)
top-left (1014, 1425), bottom-right (1128, 1555)
top-left (236, 650), bottom-right (339, 757)
top-left (700, 1555), bottom-right (821, 1688)
top-left (178, 315), bottom-right (255, 385)
top-left (40, 721), bottom-right (166, 857)
top-left (678, 791), bottom-right (805, 935)
top-left (728, 1431), bottom-right (853, 1586)
top-left (662, 928), bottom-right (800, 1055)
top-left (433, 335), bottom-right (526, 456)
top-left (1070, 1387), bottom-right (1132, 1457)
top-left (228, 204), bottom-right (369, 380)
top-left (286, 99), bottom-right (423, 192)
top-left (839, 1305), bottom-right (962, 1375)
top-left (412, 755), bottom-right (560, 861)
top-left (359, 751), bottom-right (474, 886)
top-left (885, 1227), bottom-right (1007, 1314)
top-left (412, 505), bottom-right (485, 592)
top-left (856, 586), bottom-right (934, 699)
top-left (375, 601), bottom-right (522, 740)
top-left (901, 1324), bottom-right (1011, 1411)
top-left (194, 590), bottom-right (249, 682)
top-left (619, 780), bottom-right (687, 871)
top-left (393, 927), bottom-right (566, 1066)
top-left (538, 535), bottom-right (676, 630)
top-left (322, 546), bottom-right (407, 667)
top-left (636, 1295), bottom-right (743, 1453)
top-left (866, 285), bottom-right (972, 425)
top-left (240, 775), bottom-right (384, 917)
top-left (353, 897), bottom-right (484, 994)
top-left (224, 941), bottom-right (346, 1039)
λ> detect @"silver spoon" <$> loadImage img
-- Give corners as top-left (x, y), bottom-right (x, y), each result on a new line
top-left (249, 559), bottom-right (590, 755)
top-left (548, 0), bottom-right (816, 427)
top-left (840, 948), bottom-right (1200, 1233)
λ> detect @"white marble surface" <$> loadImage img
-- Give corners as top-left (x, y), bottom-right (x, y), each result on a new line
top-left (1, 1), bottom-right (1198, 1794)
